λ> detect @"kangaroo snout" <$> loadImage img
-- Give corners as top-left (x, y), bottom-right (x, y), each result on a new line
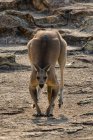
top-left (39, 84), bottom-right (44, 88)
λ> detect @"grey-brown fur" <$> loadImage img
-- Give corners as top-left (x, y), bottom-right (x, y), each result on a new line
top-left (27, 30), bottom-right (67, 116)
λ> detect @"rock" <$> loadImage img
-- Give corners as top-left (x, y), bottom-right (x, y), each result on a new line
top-left (81, 112), bottom-right (93, 116)
top-left (0, 53), bottom-right (16, 70)
top-left (0, 0), bottom-right (17, 11)
top-left (0, 53), bottom-right (16, 64)
top-left (0, 0), bottom-right (50, 11)
top-left (0, 108), bottom-right (24, 115)
top-left (0, 53), bottom-right (31, 71)
top-left (64, 0), bottom-right (70, 4)
top-left (5, 10), bottom-right (45, 28)
top-left (0, 14), bottom-right (20, 37)
top-left (82, 121), bottom-right (93, 126)
top-left (63, 32), bottom-right (93, 46)
top-left (17, 26), bottom-right (34, 38)
top-left (71, 120), bottom-right (93, 126)
top-left (32, 0), bottom-right (50, 11)
top-left (15, 49), bottom-right (28, 54)
top-left (35, 14), bottom-right (68, 26)
top-left (80, 16), bottom-right (93, 33)
top-left (0, 10), bottom-right (48, 39)
top-left (75, 57), bottom-right (93, 63)
top-left (77, 99), bottom-right (93, 106)
top-left (65, 126), bottom-right (83, 134)
top-left (0, 0), bottom-right (92, 48)
top-left (16, 0), bottom-right (33, 10)
top-left (0, 0), bottom-right (33, 11)
top-left (84, 40), bottom-right (93, 54)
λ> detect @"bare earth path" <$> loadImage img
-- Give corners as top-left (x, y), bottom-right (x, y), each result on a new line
top-left (0, 45), bottom-right (93, 140)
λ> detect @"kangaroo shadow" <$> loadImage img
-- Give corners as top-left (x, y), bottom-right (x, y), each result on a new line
top-left (32, 114), bottom-right (68, 126)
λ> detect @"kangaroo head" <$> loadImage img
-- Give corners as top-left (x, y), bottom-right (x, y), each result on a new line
top-left (33, 64), bottom-right (51, 88)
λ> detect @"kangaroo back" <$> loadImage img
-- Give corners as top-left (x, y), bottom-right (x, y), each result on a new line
top-left (28, 30), bottom-right (61, 68)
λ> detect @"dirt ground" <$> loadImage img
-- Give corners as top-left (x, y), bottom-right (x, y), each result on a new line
top-left (0, 0), bottom-right (93, 139)
top-left (0, 45), bottom-right (93, 140)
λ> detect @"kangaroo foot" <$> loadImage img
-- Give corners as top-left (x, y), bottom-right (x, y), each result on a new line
top-left (46, 107), bottom-right (54, 117)
top-left (33, 112), bottom-right (44, 117)
top-left (46, 113), bottom-right (53, 117)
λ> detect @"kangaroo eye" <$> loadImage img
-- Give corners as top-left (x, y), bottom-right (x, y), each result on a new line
top-left (37, 76), bottom-right (40, 80)
top-left (44, 76), bottom-right (47, 80)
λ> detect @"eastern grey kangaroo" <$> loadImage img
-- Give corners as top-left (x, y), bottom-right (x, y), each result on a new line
top-left (27, 30), bottom-right (67, 116)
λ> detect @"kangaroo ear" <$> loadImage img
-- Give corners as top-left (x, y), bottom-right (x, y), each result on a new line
top-left (44, 65), bottom-right (51, 72)
top-left (33, 64), bottom-right (40, 71)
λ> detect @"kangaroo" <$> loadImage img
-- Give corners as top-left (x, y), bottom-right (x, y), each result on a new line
top-left (27, 30), bottom-right (67, 117)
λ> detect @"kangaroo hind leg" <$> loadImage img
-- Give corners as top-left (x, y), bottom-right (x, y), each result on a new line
top-left (46, 87), bottom-right (58, 117)
top-left (29, 85), bottom-right (42, 116)
top-left (58, 47), bottom-right (66, 108)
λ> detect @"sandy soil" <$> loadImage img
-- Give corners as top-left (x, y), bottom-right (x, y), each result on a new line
top-left (0, 44), bottom-right (93, 140)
